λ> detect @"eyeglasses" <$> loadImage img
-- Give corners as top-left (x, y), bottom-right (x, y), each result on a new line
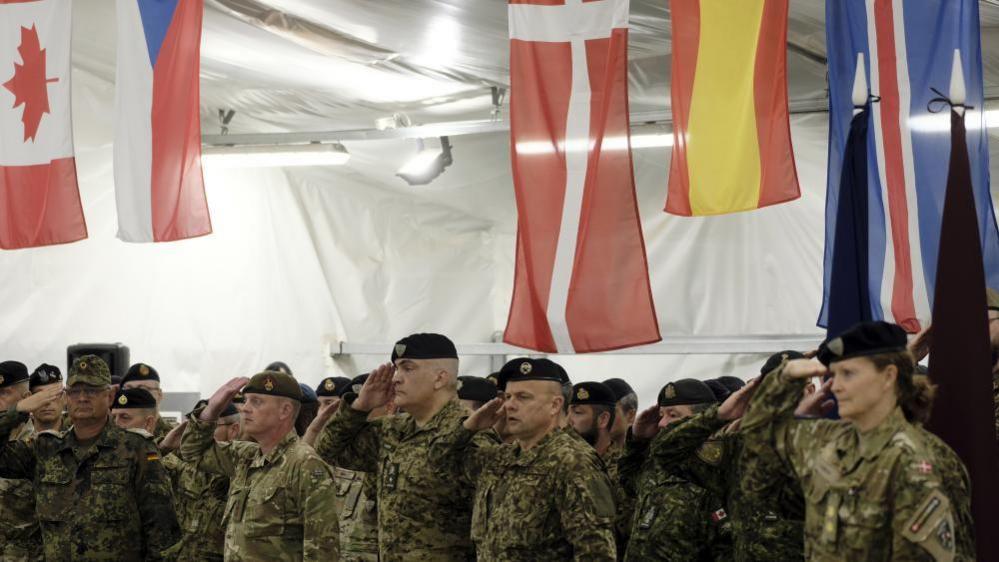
top-left (66, 386), bottom-right (108, 398)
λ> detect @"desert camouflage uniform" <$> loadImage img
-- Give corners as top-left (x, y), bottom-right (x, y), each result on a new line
top-left (0, 419), bottom-right (41, 561)
top-left (618, 427), bottom-right (731, 562)
top-left (180, 417), bottom-right (339, 561)
top-left (740, 367), bottom-right (976, 561)
top-left (649, 405), bottom-right (805, 561)
top-left (448, 424), bottom-right (617, 561)
top-left (162, 452), bottom-right (230, 561)
top-left (0, 408), bottom-right (179, 561)
top-left (335, 467), bottom-right (379, 561)
top-left (317, 398), bottom-right (494, 561)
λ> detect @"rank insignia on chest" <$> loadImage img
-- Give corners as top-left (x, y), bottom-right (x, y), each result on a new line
top-left (264, 377), bottom-right (274, 392)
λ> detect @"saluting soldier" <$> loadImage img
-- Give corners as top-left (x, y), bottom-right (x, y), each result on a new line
top-left (451, 358), bottom-right (617, 560)
top-left (740, 321), bottom-right (976, 561)
top-left (121, 362), bottom-right (176, 443)
top-left (29, 363), bottom-right (67, 433)
top-left (316, 334), bottom-right (497, 561)
top-left (180, 371), bottom-right (340, 561)
top-left (0, 355), bottom-right (180, 561)
top-left (0, 361), bottom-right (42, 561)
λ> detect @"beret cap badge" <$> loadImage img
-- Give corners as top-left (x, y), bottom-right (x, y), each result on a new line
top-left (828, 338), bottom-right (845, 357)
top-left (264, 377), bottom-right (275, 392)
top-left (118, 394), bottom-right (128, 406)
top-left (394, 344), bottom-right (406, 358)
top-left (324, 379), bottom-right (335, 391)
top-left (663, 384), bottom-right (677, 399)
top-left (576, 388), bottom-right (590, 400)
top-left (139, 365), bottom-right (150, 376)
top-left (79, 361), bottom-right (87, 370)
top-left (519, 362), bottom-right (532, 375)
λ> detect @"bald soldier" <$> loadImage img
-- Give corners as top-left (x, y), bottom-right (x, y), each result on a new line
top-left (450, 358), bottom-right (618, 560)
top-left (121, 363), bottom-right (176, 442)
top-left (316, 333), bottom-right (498, 561)
top-left (180, 371), bottom-right (340, 561)
top-left (0, 361), bottom-right (42, 561)
top-left (0, 355), bottom-right (180, 560)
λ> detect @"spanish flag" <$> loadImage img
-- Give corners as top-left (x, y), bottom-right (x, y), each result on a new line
top-left (666, 0), bottom-right (800, 216)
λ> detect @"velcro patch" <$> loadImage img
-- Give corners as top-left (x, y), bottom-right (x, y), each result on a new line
top-left (902, 489), bottom-right (956, 562)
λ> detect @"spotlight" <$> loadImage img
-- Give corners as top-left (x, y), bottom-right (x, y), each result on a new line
top-left (201, 142), bottom-right (350, 168)
top-left (397, 136), bottom-right (453, 185)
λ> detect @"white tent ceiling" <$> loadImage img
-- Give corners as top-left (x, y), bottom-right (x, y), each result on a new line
top-left (4, 0), bottom-right (999, 406)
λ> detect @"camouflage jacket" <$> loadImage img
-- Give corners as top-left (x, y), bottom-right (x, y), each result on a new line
top-left (446, 424), bottom-right (617, 561)
top-left (600, 445), bottom-right (633, 560)
top-left (647, 406), bottom-right (805, 561)
top-left (0, 409), bottom-right (180, 561)
top-left (179, 418), bottom-right (339, 562)
top-left (334, 467), bottom-right (379, 561)
top-left (740, 369), bottom-right (976, 562)
top-left (162, 452), bottom-right (230, 561)
top-left (316, 398), bottom-right (492, 562)
top-left (0, 419), bottom-right (41, 561)
top-left (618, 428), bottom-right (731, 562)
top-left (154, 415), bottom-right (177, 445)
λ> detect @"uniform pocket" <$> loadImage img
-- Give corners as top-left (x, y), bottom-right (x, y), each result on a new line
top-left (36, 472), bottom-right (71, 523)
top-left (243, 483), bottom-right (286, 538)
top-left (90, 464), bottom-right (132, 520)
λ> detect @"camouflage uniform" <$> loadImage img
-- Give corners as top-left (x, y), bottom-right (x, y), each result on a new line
top-left (317, 398), bottom-right (493, 561)
top-left (154, 414), bottom-right (177, 445)
top-left (162, 452), bottom-right (230, 561)
top-left (0, 408), bottom-right (179, 561)
top-left (335, 467), bottom-right (380, 561)
top-left (179, 417), bottom-right (339, 561)
top-left (601, 445), bottom-right (634, 560)
top-left (740, 368), bottom-right (976, 561)
top-left (0, 419), bottom-right (41, 561)
top-left (447, 424), bottom-right (617, 561)
top-left (618, 428), bottom-right (731, 562)
top-left (647, 405), bottom-right (805, 561)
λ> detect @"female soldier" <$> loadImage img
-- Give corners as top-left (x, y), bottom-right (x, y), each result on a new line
top-left (739, 321), bottom-right (975, 561)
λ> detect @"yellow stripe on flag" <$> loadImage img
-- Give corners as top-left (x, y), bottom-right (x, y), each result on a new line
top-left (686, 0), bottom-right (765, 216)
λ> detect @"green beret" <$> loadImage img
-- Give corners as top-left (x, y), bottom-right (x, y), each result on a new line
top-left (242, 371), bottom-right (302, 402)
top-left (316, 376), bottom-right (351, 398)
top-left (817, 321), bottom-right (907, 366)
top-left (122, 363), bottom-right (159, 385)
top-left (112, 388), bottom-right (157, 410)
top-left (500, 358), bottom-right (570, 387)
top-left (657, 379), bottom-right (716, 407)
top-left (68, 355), bottom-right (111, 387)
top-left (570, 382), bottom-right (617, 406)
top-left (391, 333), bottom-right (458, 363)
top-left (457, 376), bottom-right (499, 403)
top-left (0, 361), bottom-right (29, 389)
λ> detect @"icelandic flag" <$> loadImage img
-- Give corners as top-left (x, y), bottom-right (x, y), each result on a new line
top-left (114, 0), bottom-right (211, 242)
top-left (820, 0), bottom-right (999, 333)
top-left (0, 0), bottom-right (87, 249)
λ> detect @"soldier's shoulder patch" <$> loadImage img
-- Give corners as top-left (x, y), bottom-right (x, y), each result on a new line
top-left (902, 488), bottom-right (956, 562)
top-left (696, 440), bottom-right (725, 466)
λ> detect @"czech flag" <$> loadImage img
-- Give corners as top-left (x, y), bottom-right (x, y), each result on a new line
top-left (114, 0), bottom-right (211, 243)
top-left (665, 0), bottom-right (800, 217)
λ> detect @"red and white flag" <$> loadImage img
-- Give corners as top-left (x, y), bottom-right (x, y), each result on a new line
top-left (0, 0), bottom-right (86, 249)
top-left (503, 0), bottom-right (660, 353)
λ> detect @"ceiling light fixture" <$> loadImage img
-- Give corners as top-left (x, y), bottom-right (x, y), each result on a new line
top-left (397, 136), bottom-right (454, 185)
top-left (201, 142), bottom-right (350, 168)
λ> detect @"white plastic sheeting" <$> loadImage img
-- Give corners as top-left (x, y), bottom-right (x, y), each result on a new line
top-left (4, 1), bottom-right (999, 407)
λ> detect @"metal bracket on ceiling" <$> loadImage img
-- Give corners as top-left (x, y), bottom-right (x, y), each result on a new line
top-left (218, 109), bottom-right (236, 136)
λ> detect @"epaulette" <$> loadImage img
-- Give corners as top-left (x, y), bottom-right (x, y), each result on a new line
top-left (126, 428), bottom-right (155, 440)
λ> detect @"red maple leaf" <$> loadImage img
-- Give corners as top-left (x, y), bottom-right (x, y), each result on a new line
top-left (3, 25), bottom-right (59, 142)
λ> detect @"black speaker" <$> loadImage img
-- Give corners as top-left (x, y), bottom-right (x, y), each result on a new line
top-left (67, 343), bottom-right (130, 381)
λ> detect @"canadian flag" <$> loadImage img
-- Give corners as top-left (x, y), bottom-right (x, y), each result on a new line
top-left (502, 0), bottom-right (661, 353)
top-left (0, 0), bottom-right (86, 249)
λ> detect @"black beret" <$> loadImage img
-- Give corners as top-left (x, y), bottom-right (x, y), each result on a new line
top-left (232, 391), bottom-right (245, 405)
top-left (122, 363), bottom-right (160, 385)
top-left (817, 321), bottom-right (907, 366)
top-left (716, 376), bottom-right (746, 394)
top-left (299, 383), bottom-right (318, 404)
top-left (761, 351), bottom-right (806, 376)
top-left (500, 357), bottom-right (570, 387)
top-left (265, 361), bottom-right (293, 375)
top-left (316, 376), bottom-right (352, 398)
top-left (112, 387), bottom-right (157, 410)
top-left (29, 363), bottom-right (62, 390)
top-left (458, 376), bottom-right (499, 403)
top-left (0, 361), bottom-right (29, 389)
top-left (391, 333), bottom-right (458, 363)
top-left (570, 382), bottom-right (617, 406)
top-left (602, 378), bottom-right (635, 402)
top-left (243, 371), bottom-right (303, 402)
top-left (704, 379), bottom-right (731, 402)
top-left (220, 402), bottom-right (240, 418)
top-left (485, 371), bottom-right (504, 391)
top-left (349, 374), bottom-right (369, 396)
top-left (658, 379), bottom-right (717, 407)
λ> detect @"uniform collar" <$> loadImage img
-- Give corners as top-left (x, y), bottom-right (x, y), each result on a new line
top-left (512, 427), bottom-right (560, 464)
top-left (255, 430), bottom-right (299, 467)
top-left (401, 398), bottom-right (461, 436)
top-left (61, 417), bottom-right (119, 452)
top-left (857, 406), bottom-right (908, 461)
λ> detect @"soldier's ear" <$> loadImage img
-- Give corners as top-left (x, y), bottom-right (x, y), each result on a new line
top-left (598, 410), bottom-right (611, 430)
